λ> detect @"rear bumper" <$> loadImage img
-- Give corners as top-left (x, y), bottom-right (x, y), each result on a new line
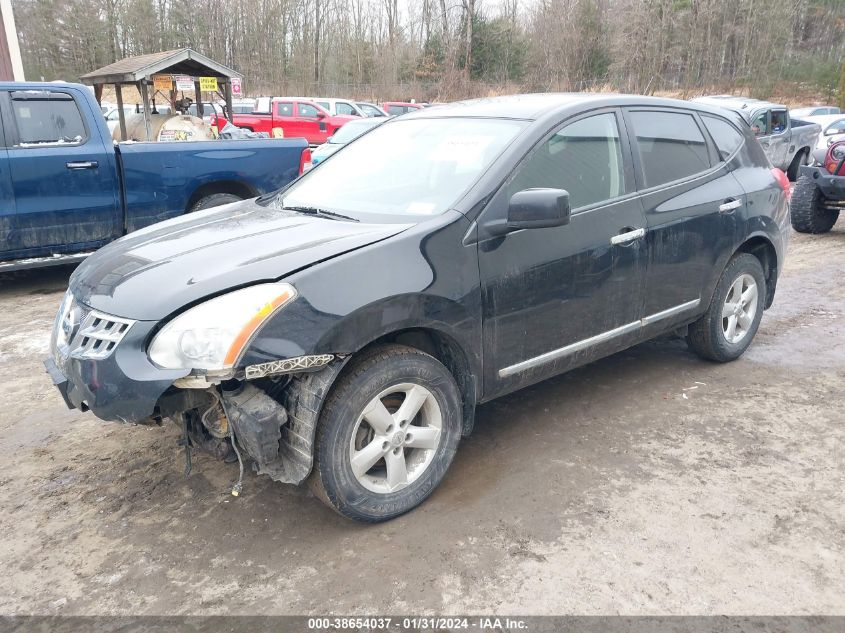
top-left (45, 317), bottom-right (188, 423)
top-left (800, 165), bottom-right (845, 198)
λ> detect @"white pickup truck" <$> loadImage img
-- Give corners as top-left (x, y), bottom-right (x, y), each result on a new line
top-left (693, 95), bottom-right (822, 180)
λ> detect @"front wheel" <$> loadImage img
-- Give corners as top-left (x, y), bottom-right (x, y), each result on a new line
top-left (686, 253), bottom-right (766, 362)
top-left (791, 175), bottom-right (839, 234)
top-left (309, 344), bottom-right (462, 522)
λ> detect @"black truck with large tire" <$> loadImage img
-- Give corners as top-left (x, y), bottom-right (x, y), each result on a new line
top-left (791, 139), bottom-right (845, 233)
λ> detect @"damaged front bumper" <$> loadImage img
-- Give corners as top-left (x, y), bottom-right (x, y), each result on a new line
top-left (44, 293), bottom-right (349, 486)
top-left (44, 295), bottom-right (189, 423)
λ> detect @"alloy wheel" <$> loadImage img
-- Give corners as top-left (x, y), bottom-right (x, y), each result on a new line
top-left (348, 383), bottom-right (443, 493)
top-left (721, 273), bottom-right (758, 344)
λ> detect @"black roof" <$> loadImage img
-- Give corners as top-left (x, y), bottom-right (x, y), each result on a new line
top-left (404, 93), bottom-right (748, 125)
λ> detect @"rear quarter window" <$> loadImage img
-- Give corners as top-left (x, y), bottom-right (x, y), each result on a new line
top-left (629, 110), bottom-right (711, 188)
top-left (701, 115), bottom-right (745, 161)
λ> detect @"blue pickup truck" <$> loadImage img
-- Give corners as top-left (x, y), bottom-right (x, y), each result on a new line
top-left (0, 82), bottom-right (310, 271)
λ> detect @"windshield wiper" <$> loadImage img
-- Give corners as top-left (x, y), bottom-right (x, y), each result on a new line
top-left (281, 205), bottom-right (359, 222)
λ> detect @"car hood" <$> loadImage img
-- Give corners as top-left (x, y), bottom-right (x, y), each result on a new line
top-left (71, 198), bottom-right (412, 320)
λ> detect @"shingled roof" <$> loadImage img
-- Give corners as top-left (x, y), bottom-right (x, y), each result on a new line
top-left (79, 48), bottom-right (242, 85)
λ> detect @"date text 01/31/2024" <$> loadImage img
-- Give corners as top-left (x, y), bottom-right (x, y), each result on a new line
top-left (306, 617), bottom-right (528, 630)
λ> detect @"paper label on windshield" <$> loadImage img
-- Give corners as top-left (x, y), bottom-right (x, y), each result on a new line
top-left (428, 135), bottom-right (495, 166)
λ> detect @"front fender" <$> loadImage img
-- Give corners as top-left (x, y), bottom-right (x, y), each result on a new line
top-left (238, 211), bottom-right (482, 378)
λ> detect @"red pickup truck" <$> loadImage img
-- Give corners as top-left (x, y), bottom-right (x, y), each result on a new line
top-left (220, 98), bottom-right (356, 145)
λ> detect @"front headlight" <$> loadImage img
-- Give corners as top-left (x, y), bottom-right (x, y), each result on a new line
top-left (148, 283), bottom-right (296, 371)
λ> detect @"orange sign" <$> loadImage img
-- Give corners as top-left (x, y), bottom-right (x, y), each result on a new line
top-left (152, 74), bottom-right (172, 92)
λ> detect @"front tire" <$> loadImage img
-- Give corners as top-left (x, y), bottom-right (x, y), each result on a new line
top-left (791, 175), bottom-right (839, 234)
top-left (686, 253), bottom-right (766, 362)
top-left (309, 344), bottom-right (462, 522)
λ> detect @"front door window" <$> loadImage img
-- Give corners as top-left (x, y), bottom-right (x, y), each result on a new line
top-left (505, 112), bottom-right (626, 210)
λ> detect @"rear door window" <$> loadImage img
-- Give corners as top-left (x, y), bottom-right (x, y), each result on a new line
top-left (10, 91), bottom-right (87, 146)
top-left (506, 112), bottom-right (626, 210)
top-left (387, 105), bottom-right (406, 115)
top-left (629, 110), bottom-right (711, 188)
top-left (276, 102), bottom-right (293, 117)
top-left (701, 115), bottom-right (745, 161)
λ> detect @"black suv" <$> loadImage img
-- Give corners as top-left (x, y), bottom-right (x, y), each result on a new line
top-left (46, 94), bottom-right (791, 521)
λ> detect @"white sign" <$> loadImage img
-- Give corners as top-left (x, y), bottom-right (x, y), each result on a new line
top-left (231, 77), bottom-right (242, 96)
top-left (174, 75), bottom-right (194, 91)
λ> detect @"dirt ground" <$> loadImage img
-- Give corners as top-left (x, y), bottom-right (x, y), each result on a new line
top-left (0, 228), bottom-right (843, 616)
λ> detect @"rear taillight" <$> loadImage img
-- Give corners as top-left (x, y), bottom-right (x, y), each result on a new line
top-left (771, 168), bottom-right (791, 200)
top-left (299, 147), bottom-right (313, 175)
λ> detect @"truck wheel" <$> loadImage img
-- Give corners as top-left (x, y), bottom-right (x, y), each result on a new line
top-left (308, 344), bottom-right (462, 522)
top-left (786, 150), bottom-right (808, 182)
top-left (790, 175), bottom-right (839, 234)
top-left (189, 193), bottom-right (243, 213)
top-left (686, 253), bottom-right (766, 363)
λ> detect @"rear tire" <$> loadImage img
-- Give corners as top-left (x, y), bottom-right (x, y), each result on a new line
top-left (786, 150), bottom-right (808, 182)
top-left (791, 175), bottom-right (839, 234)
top-left (189, 193), bottom-right (243, 213)
top-left (686, 253), bottom-right (766, 363)
top-left (308, 344), bottom-right (462, 522)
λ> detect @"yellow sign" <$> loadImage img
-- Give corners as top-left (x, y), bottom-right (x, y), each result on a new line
top-left (199, 76), bottom-right (219, 92)
top-left (152, 74), bottom-right (172, 92)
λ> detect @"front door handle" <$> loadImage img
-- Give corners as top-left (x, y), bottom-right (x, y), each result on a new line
top-left (66, 161), bottom-right (98, 170)
top-left (719, 199), bottom-right (742, 214)
top-left (610, 227), bottom-right (645, 245)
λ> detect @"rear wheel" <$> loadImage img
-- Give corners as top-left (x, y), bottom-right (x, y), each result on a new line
top-left (189, 193), bottom-right (243, 213)
top-left (791, 175), bottom-right (839, 234)
top-left (786, 150), bottom-right (808, 182)
top-left (309, 344), bottom-right (462, 522)
top-left (686, 253), bottom-right (766, 362)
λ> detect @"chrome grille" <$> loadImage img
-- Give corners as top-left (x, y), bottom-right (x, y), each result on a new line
top-left (51, 291), bottom-right (135, 362)
top-left (70, 310), bottom-right (135, 360)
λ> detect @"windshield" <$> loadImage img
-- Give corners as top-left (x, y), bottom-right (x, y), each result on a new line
top-left (274, 117), bottom-right (526, 217)
top-left (330, 119), bottom-right (383, 143)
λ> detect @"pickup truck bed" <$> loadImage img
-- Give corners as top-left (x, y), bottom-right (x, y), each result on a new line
top-left (0, 82), bottom-right (309, 270)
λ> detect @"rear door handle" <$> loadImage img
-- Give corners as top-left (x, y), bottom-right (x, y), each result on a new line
top-left (719, 199), bottom-right (742, 214)
top-left (610, 227), bottom-right (645, 245)
top-left (66, 161), bottom-right (98, 170)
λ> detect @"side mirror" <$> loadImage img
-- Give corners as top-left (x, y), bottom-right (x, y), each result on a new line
top-left (507, 188), bottom-right (571, 231)
top-left (316, 112), bottom-right (327, 119)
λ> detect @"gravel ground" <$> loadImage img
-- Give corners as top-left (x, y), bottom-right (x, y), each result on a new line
top-left (0, 228), bottom-right (843, 615)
